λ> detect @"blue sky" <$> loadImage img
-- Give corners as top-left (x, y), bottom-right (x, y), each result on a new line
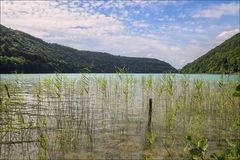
top-left (1, 0), bottom-right (240, 69)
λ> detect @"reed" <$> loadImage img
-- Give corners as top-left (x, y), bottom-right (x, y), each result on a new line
top-left (0, 74), bottom-right (239, 159)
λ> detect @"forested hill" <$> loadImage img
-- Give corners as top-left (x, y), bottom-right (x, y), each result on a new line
top-left (0, 24), bottom-right (177, 73)
top-left (181, 33), bottom-right (240, 74)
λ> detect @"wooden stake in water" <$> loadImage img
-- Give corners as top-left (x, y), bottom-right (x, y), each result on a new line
top-left (143, 98), bottom-right (153, 151)
top-left (148, 98), bottom-right (152, 130)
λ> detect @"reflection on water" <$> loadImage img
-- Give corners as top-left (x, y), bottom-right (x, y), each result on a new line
top-left (0, 74), bottom-right (239, 159)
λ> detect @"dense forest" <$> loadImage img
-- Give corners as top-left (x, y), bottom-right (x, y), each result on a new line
top-left (0, 25), bottom-right (177, 73)
top-left (181, 33), bottom-right (240, 74)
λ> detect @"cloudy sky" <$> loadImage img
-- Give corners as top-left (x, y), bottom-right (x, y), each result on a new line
top-left (1, 0), bottom-right (239, 69)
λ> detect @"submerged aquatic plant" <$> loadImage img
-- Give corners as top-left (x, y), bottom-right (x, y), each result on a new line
top-left (37, 116), bottom-right (48, 160)
top-left (185, 136), bottom-right (209, 160)
top-left (233, 84), bottom-right (240, 97)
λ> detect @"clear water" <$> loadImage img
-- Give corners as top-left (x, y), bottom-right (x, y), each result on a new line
top-left (1, 73), bottom-right (239, 82)
top-left (0, 74), bottom-right (239, 160)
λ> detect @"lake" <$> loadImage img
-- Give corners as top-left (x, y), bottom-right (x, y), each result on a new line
top-left (0, 74), bottom-right (239, 159)
top-left (1, 73), bottom-right (239, 82)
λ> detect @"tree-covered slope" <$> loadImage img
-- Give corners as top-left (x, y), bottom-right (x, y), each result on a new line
top-left (0, 24), bottom-right (177, 73)
top-left (181, 33), bottom-right (240, 74)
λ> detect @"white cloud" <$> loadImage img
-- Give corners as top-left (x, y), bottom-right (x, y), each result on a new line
top-left (123, 10), bottom-right (128, 17)
top-left (193, 2), bottom-right (240, 18)
top-left (195, 27), bottom-right (205, 33)
top-left (2, 1), bottom-right (125, 38)
top-left (216, 29), bottom-right (240, 42)
top-left (131, 20), bottom-right (149, 28)
top-left (146, 53), bottom-right (152, 58)
top-left (170, 46), bottom-right (181, 52)
top-left (163, 25), bottom-right (205, 33)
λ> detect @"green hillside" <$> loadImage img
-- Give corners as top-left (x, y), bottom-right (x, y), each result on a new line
top-left (181, 33), bottom-right (240, 74)
top-left (0, 25), bottom-right (177, 73)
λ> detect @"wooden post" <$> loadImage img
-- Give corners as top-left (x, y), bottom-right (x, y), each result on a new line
top-left (147, 98), bottom-right (152, 130)
top-left (143, 98), bottom-right (153, 151)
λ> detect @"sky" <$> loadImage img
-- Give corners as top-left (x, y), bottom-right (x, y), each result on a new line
top-left (1, 0), bottom-right (240, 69)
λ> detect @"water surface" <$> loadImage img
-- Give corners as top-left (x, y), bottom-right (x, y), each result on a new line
top-left (0, 73), bottom-right (239, 159)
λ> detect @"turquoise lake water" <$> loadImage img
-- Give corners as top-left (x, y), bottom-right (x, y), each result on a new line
top-left (1, 73), bottom-right (239, 82)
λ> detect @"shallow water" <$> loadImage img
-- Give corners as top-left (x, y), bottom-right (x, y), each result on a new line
top-left (0, 74), bottom-right (239, 159)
